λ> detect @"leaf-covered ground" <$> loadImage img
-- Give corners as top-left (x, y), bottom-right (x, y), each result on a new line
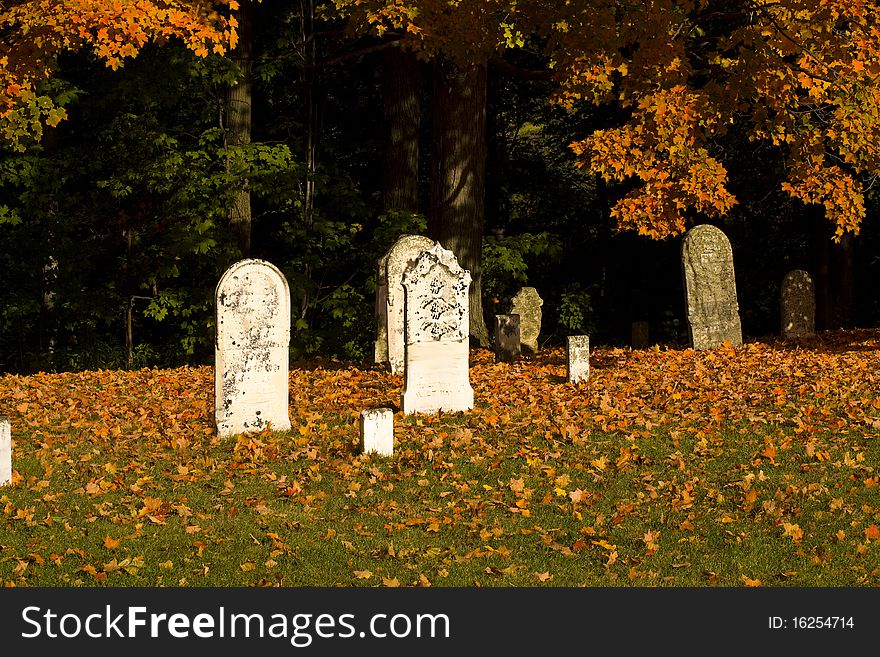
top-left (1, 329), bottom-right (879, 587)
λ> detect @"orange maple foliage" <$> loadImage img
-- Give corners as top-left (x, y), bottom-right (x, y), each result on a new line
top-left (335, 0), bottom-right (880, 239)
top-left (0, 0), bottom-right (240, 150)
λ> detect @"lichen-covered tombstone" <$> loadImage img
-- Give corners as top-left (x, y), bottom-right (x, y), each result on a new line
top-left (0, 417), bottom-right (11, 486)
top-left (215, 259), bottom-right (292, 437)
top-left (781, 269), bottom-right (816, 339)
top-left (681, 224), bottom-right (743, 350)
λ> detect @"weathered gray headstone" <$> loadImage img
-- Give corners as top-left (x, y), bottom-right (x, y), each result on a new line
top-left (566, 336), bottom-right (590, 384)
top-left (215, 259), bottom-right (292, 437)
top-left (781, 270), bottom-right (815, 339)
top-left (401, 243), bottom-right (474, 414)
top-left (359, 408), bottom-right (394, 456)
top-left (495, 314), bottom-right (521, 363)
top-left (510, 287), bottom-right (543, 354)
top-left (631, 321), bottom-right (650, 349)
top-left (0, 417), bottom-right (10, 486)
top-left (681, 224), bottom-right (743, 350)
top-left (374, 235), bottom-right (435, 374)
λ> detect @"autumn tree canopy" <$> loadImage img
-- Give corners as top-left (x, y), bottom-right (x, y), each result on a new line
top-left (5, 0), bottom-right (875, 237)
top-left (0, 0), bottom-right (239, 150)
top-left (334, 0), bottom-right (880, 240)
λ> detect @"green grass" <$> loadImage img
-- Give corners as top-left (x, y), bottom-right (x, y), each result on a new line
top-left (1, 333), bottom-right (880, 587)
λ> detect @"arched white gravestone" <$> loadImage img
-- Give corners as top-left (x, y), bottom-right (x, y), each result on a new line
top-left (681, 224), bottom-right (743, 350)
top-left (215, 259), bottom-right (292, 437)
top-left (401, 243), bottom-right (474, 414)
top-left (781, 270), bottom-right (815, 338)
top-left (374, 235), bottom-right (434, 374)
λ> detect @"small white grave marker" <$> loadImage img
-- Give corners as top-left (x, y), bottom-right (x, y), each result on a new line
top-left (0, 417), bottom-right (11, 486)
top-left (567, 336), bottom-right (590, 384)
top-left (681, 224), bottom-right (742, 350)
top-left (359, 408), bottom-right (394, 456)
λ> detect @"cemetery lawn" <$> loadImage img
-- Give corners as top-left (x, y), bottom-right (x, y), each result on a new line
top-left (1, 329), bottom-right (879, 587)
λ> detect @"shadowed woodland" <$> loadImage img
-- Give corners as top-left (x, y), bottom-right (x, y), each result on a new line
top-left (1, 1), bottom-right (879, 373)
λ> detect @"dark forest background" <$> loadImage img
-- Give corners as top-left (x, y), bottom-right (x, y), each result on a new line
top-left (1, 3), bottom-right (878, 374)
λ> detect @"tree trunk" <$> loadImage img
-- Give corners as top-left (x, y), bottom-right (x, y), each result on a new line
top-left (39, 125), bottom-right (59, 365)
top-left (429, 56), bottom-right (490, 346)
top-left (814, 213), bottom-right (856, 331)
top-left (226, 0), bottom-right (253, 258)
top-left (300, 0), bottom-right (319, 320)
top-left (382, 47), bottom-right (422, 214)
top-left (831, 232), bottom-right (854, 328)
top-left (814, 213), bottom-right (832, 331)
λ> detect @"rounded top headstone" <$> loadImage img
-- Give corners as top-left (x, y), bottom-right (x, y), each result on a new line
top-left (680, 224), bottom-right (742, 349)
top-left (381, 235), bottom-right (436, 268)
top-left (215, 259), bottom-right (291, 349)
top-left (377, 235), bottom-right (436, 373)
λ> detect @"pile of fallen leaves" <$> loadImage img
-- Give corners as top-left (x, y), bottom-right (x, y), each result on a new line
top-left (0, 328), bottom-right (878, 587)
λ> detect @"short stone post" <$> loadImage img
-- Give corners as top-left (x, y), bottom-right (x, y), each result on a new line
top-left (631, 321), bottom-right (649, 349)
top-left (359, 408), bottom-right (394, 456)
top-left (566, 336), bottom-right (590, 384)
top-left (495, 314), bottom-right (521, 363)
top-left (0, 417), bottom-right (11, 486)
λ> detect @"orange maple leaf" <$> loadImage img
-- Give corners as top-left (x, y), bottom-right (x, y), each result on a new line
top-left (783, 522), bottom-right (804, 542)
